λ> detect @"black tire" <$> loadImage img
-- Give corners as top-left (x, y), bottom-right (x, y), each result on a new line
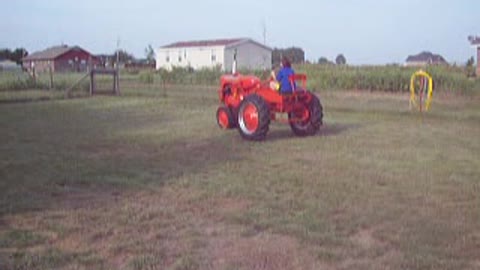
top-left (221, 86), bottom-right (238, 126)
top-left (237, 94), bottom-right (270, 141)
top-left (216, 105), bottom-right (236, 129)
top-left (289, 93), bottom-right (323, 136)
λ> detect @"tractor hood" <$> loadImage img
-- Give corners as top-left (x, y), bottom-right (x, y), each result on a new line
top-left (220, 74), bottom-right (261, 90)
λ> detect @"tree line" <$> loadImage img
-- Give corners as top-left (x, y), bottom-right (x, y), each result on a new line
top-left (272, 47), bottom-right (305, 66)
top-left (318, 54), bottom-right (347, 65)
top-left (0, 48), bottom-right (28, 64)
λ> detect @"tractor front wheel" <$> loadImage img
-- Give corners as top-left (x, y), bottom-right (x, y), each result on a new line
top-left (237, 94), bottom-right (270, 141)
top-left (216, 106), bottom-right (236, 129)
top-left (289, 94), bottom-right (323, 136)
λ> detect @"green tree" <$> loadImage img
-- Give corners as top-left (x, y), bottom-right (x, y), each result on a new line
top-left (113, 49), bottom-right (135, 64)
top-left (318, 57), bottom-right (332, 65)
top-left (466, 56), bottom-right (476, 77)
top-left (0, 48), bottom-right (28, 64)
top-left (145, 45), bottom-right (155, 64)
top-left (272, 47), bottom-right (305, 66)
top-left (11, 48), bottom-right (28, 64)
top-left (0, 49), bottom-right (12, 60)
top-left (336, 54), bottom-right (347, 65)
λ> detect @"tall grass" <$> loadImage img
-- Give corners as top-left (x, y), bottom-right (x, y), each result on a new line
top-left (297, 64), bottom-right (480, 94)
top-left (1, 64), bottom-right (478, 94)
top-left (153, 65), bottom-right (479, 94)
top-left (0, 71), bottom-right (89, 91)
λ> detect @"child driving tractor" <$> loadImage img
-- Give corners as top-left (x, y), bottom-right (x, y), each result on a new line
top-left (271, 57), bottom-right (296, 94)
top-left (217, 55), bottom-right (323, 140)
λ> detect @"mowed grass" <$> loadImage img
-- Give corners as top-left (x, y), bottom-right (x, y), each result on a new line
top-left (0, 83), bottom-right (479, 270)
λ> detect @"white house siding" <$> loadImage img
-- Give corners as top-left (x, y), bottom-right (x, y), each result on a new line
top-left (156, 39), bottom-right (272, 71)
top-left (156, 46), bottom-right (225, 70)
top-left (224, 41), bottom-right (272, 72)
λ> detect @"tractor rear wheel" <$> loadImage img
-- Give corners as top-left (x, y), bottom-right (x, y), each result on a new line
top-left (289, 94), bottom-right (323, 136)
top-left (237, 94), bottom-right (270, 141)
top-left (216, 105), bottom-right (236, 129)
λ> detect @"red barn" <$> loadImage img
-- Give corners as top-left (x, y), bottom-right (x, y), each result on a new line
top-left (22, 45), bottom-right (99, 73)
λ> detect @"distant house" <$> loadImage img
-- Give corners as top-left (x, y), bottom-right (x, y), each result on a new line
top-left (125, 59), bottom-right (155, 70)
top-left (0, 59), bottom-right (21, 71)
top-left (96, 54), bottom-right (114, 68)
top-left (405, 51), bottom-right (447, 67)
top-left (468, 36), bottom-right (480, 75)
top-left (22, 45), bottom-right (99, 73)
top-left (156, 38), bottom-right (272, 71)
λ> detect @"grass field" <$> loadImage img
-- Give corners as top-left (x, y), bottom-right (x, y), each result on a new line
top-left (0, 82), bottom-right (479, 269)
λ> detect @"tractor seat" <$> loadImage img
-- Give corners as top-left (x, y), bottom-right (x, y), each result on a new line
top-left (288, 74), bottom-right (307, 93)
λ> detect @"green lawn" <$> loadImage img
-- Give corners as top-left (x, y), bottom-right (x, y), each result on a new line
top-left (0, 84), bottom-right (479, 270)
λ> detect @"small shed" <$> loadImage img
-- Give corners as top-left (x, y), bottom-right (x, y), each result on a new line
top-left (0, 59), bottom-right (21, 71)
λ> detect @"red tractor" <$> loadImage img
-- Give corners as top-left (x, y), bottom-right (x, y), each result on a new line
top-left (216, 73), bottom-right (323, 140)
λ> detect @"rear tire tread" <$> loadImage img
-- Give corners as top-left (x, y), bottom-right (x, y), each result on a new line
top-left (289, 93), bottom-right (323, 136)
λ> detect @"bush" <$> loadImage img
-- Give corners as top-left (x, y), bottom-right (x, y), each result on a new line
top-left (139, 72), bottom-right (154, 84)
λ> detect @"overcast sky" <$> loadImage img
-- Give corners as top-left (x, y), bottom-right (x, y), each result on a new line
top-left (2, 0), bottom-right (479, 65)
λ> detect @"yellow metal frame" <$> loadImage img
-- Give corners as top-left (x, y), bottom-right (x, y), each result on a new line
top-left (410, 70), bottom-right (433, 111)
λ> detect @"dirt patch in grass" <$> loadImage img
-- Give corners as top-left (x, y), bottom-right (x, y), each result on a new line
top-left (206, 230), bottom-right (320, 270)
top-left (1, 186), bottom-right (323, 269)
top-left (337, 226), bottom-right (404, 270)
top-left (350, 228), bottom-right (382, 250)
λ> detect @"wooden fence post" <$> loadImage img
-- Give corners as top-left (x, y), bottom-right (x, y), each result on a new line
top-left (49, 64), bottom-right (54, 89)
top-left (90, 70), bottom-right (94, 96)
top-left (115, 70), bottom-right (120, 95)
top-left (32, 66), bottom-right (36, 85)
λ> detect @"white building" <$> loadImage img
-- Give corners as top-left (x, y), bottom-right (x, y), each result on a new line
top-left (469, 35), bottom-right (480, 76)
top-left (155, 38), bottom-right (272, 71)
top-left (0, 59), bottom-right (21, 71)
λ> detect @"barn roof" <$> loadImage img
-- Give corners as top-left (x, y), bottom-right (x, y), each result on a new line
top-left (23, 45), bottom-right (91, 61)
top-left (406, 51), bottom-right (447, 63)
top-left (161, 38), bottom-right (272, 51)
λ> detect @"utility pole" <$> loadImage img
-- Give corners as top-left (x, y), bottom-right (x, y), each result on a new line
top-left (262, 19), bottom-right (267, 45)
top-left (116, 37), bottom-right (121, 93)
top-left (116, 37), bottom-right (121, 70)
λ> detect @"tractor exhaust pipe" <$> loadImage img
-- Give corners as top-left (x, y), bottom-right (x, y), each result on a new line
top-left (232, 49), bottom-right (237, 74)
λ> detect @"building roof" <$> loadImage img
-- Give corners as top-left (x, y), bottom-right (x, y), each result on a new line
top-left (468, 36), bottom-right (480, 46)
top-left (160, 38), bottom-right (272, 51)
top-left (406, 51), bottom-right (447, 63)
top-left (161, 38), bottom-right (245, 48)
top-left (23, 45), bottom-right (90, 61)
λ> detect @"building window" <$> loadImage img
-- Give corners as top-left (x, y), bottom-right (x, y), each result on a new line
top-left (211, 50), bottom-right (216, 62)
top-left (178, 51), bottom-right (182, 62)
top-left (165, 51), bottom-right (170, 63)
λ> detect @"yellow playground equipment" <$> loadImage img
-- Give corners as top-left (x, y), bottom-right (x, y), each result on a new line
top-left (410, 70), bottom-right (433, 112)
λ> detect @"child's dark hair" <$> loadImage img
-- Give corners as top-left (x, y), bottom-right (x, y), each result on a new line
top-left (282, 57), bottom-right (291, 68)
